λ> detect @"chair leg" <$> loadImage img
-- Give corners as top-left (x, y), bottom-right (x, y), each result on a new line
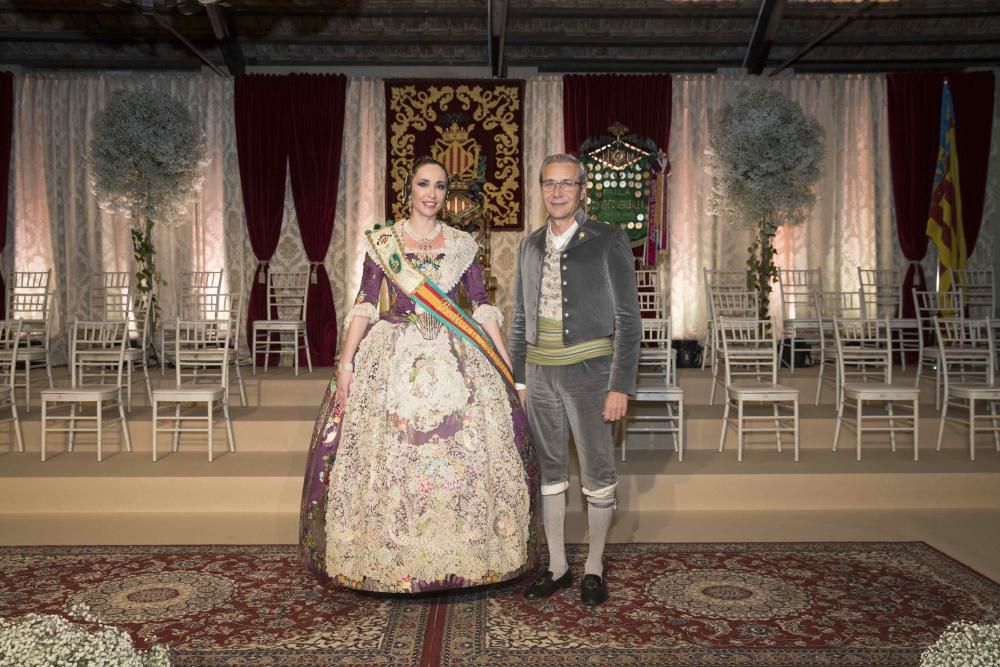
top-left (96, 400), bottom-right (103, 462)
top-left (991, 401), bottom-right (999, 452)
top-left (24, 362), bottom-right (31, 413)
top-left (40, 399), bottom-right (47, 462)
top-left (152, 400), bottom-right (159, 462)
top-left (888, 402), bottom-right (897, 452)
top-left (718, 401), bottom-right (730, 452)
top-left (142, 363), bottom-right (152, 408)
top-left (773, 403), bottom-right (783, 453)
top-left (118, 390), bottom-right (132, 453)
top-left (737, 399), bottom-right (744, 463)
top-left (969, 397), bottom-right (976, 462)
top-left (709, 360), bottom-right (719, 406)
top-left (68, 403), bottom-right (76, 452)
top-left (233, 357), bottom-right (247, 407)
top-left (833, 396), bottom-right (845, 452)
top-left (303, 330), bottom-right (313, 373)
top-left (160, 329), bottom-right (166, 376)
top-left (936, 399), bottom-right (948, 452)
top-left (223, 400), bottom-right (235, 453)
top-left (126, 360), bottom-right (133, 413)
top-left (173, 403), bottom-right (181, 452)
top-left (855, 398), bottom-right (863, 462)
top-left (292, 331), bottom-right (299, 377)
top-left (252, 328), bottom-right (258, 376)
top-left (793, 398), bottom-right (800, 462)
top-left (912, 398), bottom-right (919, 462)
top-left (207, 399), bottom-right (214, 463)
top-left (677, 399), bottom-right (685, 462)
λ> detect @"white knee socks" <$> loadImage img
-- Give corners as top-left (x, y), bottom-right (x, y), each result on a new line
top-left (584, 504), bottom-right (614, 578)
top-left (542, 492), bottom-right (568, 578)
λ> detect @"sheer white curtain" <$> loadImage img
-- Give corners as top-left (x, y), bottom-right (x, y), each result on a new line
top-left (668, 74), bottom-right (895, 338)
top-left (332, 78), bottom-right (386, 338)
top-left (491, 74), bottom-right (564, 326)
top-left (13, 72), bottom-right (233, 362)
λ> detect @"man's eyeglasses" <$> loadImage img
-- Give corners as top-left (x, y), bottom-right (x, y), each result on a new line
top-left (541, 179), bottom-right (583, 192)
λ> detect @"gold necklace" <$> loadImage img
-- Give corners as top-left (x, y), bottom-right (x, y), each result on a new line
top-left (405, 220), bottom-right (441, 254)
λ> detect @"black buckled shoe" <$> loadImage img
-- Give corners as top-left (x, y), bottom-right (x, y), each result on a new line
top-left (523, 569), bottom-right (573, 600)
top-left (580, 574), bottom-right (608, 607)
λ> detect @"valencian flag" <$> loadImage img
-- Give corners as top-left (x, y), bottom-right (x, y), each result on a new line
top-left (926, 81), bottom-right (966, 295)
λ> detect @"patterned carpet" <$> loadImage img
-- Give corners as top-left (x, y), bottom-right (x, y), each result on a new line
top-left (1, 542), bottom-right (998, 666)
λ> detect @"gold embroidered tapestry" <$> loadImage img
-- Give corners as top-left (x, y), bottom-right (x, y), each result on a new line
top-left (385, 80), bottom-right (524, 231)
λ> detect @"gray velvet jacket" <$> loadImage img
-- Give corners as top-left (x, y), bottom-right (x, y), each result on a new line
top-left (509, 210), bottom-right (642, 396)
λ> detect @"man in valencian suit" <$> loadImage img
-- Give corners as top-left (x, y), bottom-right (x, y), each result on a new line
top-left (510, 153), bottom-right (641, 607)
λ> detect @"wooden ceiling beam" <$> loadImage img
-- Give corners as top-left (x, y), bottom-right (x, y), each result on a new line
top-left (743, 0), bottom-right (787, 75)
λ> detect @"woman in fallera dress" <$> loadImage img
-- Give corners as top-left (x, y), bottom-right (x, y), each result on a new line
top-left (300, 156), bottom-right (538, 593)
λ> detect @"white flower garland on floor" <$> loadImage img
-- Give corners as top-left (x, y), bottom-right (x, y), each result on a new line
top-left (920, 621), bottom-right (1000, 667)
top-left (0, 604), bottom-right (170, 666)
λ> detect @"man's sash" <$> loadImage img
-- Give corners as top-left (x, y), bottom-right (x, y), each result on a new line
top-left (366, 223), bottom-right (516, 390)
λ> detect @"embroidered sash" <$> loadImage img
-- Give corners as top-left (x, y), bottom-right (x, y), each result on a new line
top-left (366, 223), bottom-right (516, 390)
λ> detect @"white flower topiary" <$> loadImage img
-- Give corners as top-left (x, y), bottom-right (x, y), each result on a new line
top-left (90, 87), bottom-right (207, 227)
top-left (920, 621), bottom-right (1000, 667)
top-left (708, 86), bottom-right (824, 229)
top-left (0, 604), bottom-right (171, 666)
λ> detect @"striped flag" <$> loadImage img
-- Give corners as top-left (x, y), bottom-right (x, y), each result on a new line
top-left (925, 81), bottom-right (966, 295)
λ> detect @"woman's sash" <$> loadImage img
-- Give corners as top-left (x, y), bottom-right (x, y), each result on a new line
top-left (366, 223), bottom-right (516, 390)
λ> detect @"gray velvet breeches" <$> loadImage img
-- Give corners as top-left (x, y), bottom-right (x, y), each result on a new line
top-left (525, 355), bottom-right (618, 505)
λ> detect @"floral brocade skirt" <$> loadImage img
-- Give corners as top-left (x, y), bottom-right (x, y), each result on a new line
top-left (299, 319), bottom-right (539, 593)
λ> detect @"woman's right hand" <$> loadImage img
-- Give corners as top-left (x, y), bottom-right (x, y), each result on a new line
top-left (334, 369), bottom-right (354, 409)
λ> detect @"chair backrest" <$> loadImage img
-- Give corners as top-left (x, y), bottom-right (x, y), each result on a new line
top-left (703, 269), bottom-right (747, 292)
top-left (70, 320), bottom-right (128, 388)
top-left (857, 268), bottom-right (901, 318)
top-left (816, 291), bottom-right (864, 320)
top-left (178, 269), bottom-right (224, 319)
top-left (934, 317), bottom-right (994, 387)
top-left (173, 320), bottom-right (232, 388)
top-left (778, 268), bottom-right (823, 321)
top-left (0, 320), bottom-right (22, 388)
top-left (718, 317), bottom-right (778, 386)
top-left (9, 270), bottom-right (51, 295)
top-left (833, 317), bottom-right (893, 385)
top-left (913, 290), bottom-right (965, 340)
top-left (8, 292), bottom-right (51, 347)
top-left (638, 291), bottom-right (664, 318)
top-left (202, 292), bottom-right (242, 352)
top-left (90, 272), bottom-right (132, 321)
top-left (635, 269), bottom-right (659, 292)
top-left (949, 268), bottom-right (995, 318)
top-left (710, 290), bottom-right (759, 320)
top-left (266, 271), bottom-right (309, 321)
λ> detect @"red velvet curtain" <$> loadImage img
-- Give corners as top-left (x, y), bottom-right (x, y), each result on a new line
top-left (562, 74), bottom-right (672, 153)
top-left (887, 71), bottom-right (995, 318)
top-left (0, 72), bottom-right (13, 316)
top-left (287, 73), bottom-right (347, 367)
top-left (235, 75), bottom-right (289, 364)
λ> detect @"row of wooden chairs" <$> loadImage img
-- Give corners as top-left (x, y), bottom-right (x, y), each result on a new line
top-left (0, 318), bottom-right (237, 463)
top-left (618, 315), bottom-right (998, 464)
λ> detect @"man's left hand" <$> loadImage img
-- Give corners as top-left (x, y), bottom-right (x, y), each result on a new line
top-left (603, 391), bottom-right (629, 422)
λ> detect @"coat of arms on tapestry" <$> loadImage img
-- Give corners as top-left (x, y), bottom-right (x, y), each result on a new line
top-left (385, 80), bottom-right (525, 231)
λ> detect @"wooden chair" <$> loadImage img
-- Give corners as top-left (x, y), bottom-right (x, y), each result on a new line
top-left (152, 320), bottom-right (235, 462)
top-left (717, 317), bottom-right (800, 462)
top-left (619, 317), bottom-right (683, 462)
top-left (708, 290), bottom-right (759, 405)
top-left (7, 290), bottom-right (54, 412)
top-left (40, 320), bottom-right (131, 462)
top-left (0, 320), bottom-right (25, 452)
top-left (913, 290), bottom-right (965, 409)
top-left (814, 290), bottom-right (863, 405)
top-left (701, 269), bottom-right (748, 370)
top-left (831, 318), bottom-right (920, 461)
top-left (252, 271), bottom-right (312, 376)
top-left (778, 268), bottom-right (823, 373)
top-left (934, 317), bottom-right (1000, 460)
